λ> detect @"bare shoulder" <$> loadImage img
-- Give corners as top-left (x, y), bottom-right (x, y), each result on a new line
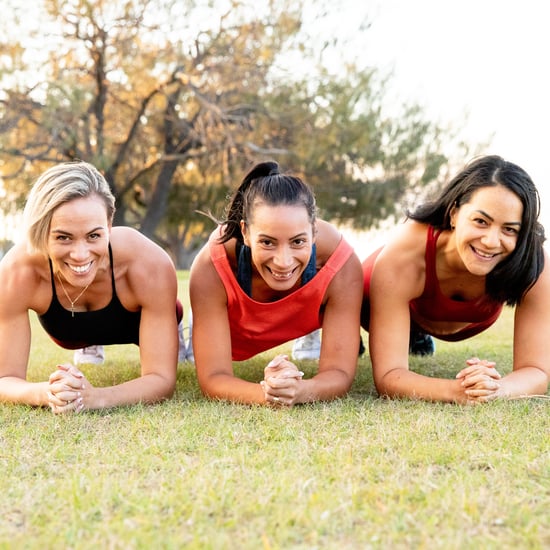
top-left (109, 227), bottom-right (177, 302)
top-left (111, 226), bottom-right (169, 255)
top-left (378, 220), bottom-right (427, 267)
top-left (110, 226), bottom-right (174, 270)
top-left (372, 220), bottom-right (429, 298)
top-left (189, 237), bottom-right (211, 274)
top-left (189, 231), bottom-right (227, 297)
top-left (314, 220), bottom-right (349, 263)
top-left (521, 247), bottom-right (550, 301)
top-left (0, 243), bottom-right (49, 312)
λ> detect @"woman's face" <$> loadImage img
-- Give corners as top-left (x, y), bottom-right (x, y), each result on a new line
top-left (47, 195), bottom-right (112, 286)
top-left (241, 203), bottom-right (315, 292)
top-left (450, 184), bottom-right (523, 276)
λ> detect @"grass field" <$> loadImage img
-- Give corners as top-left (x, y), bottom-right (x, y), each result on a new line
top-left (1, 272), bottom-right (549, 549)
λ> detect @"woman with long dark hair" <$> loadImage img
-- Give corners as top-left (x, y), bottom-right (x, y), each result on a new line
top-left (362, 155), bottom-right (550, 403)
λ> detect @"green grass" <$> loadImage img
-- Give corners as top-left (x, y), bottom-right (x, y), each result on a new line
top-left (1, 272), bottom-right (549, 549)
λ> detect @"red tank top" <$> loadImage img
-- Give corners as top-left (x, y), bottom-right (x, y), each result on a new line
top-left (410, 226), bottom-right (503, 328)
top-left (210, 236), bottom-right (354, 360)
top-left (362, 225), bottom-right (503, 341)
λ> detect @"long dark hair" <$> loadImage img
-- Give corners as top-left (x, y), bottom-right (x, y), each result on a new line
top-left (218, 161), bottom-right (317, 244)
top-left (408, 155), bottom-right (545, 305)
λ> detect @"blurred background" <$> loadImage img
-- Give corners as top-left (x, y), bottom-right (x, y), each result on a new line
top-left (1, 0), bottom-right (546, 264)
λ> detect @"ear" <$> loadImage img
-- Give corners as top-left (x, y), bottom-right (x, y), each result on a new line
top-left (240, 220), bottom-right (249, 246)
top-left (449, 204), bottom-right (457, 229)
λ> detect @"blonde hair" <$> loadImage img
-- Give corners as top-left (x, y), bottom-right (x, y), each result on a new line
top-left (23, 161), bottom-right (116, 256)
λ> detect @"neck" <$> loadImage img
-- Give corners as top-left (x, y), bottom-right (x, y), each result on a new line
top-left (55, 272), bottom-right (94, 317)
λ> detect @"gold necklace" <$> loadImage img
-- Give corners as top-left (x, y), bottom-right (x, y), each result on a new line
top-left (55, 273), bottom-right (93, 317)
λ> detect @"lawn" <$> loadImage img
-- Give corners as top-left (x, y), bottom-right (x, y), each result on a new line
top-left (0, 272), bottom-right (549, 549)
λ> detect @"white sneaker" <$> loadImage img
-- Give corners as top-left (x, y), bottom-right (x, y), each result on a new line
top-left (291, 330), bottom-right (321, 360)
top-left (178, 316), bottom-right (194, 363)
top-left (177, 320), bottom-right (187, 362)
top-left (73, 345), bottom-right (105, 365)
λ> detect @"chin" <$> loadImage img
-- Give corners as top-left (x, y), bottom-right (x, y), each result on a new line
top-left (268, 275), bottom-right (300, 291)
top-left (468, 264), bottom-right (497, 277)
top-left (270, 280), bottom-right (296, 291)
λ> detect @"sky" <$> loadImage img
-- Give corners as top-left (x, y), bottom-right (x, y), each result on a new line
top-left (329, 0), bottom-right (550, 257)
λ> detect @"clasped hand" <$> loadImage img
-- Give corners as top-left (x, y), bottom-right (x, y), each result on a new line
top-left (456, 357), bottom-right (502, 404)
top-left (47, 363), bottom-right (89, 414)
top-left (260, 354), bottom-right (304, 407)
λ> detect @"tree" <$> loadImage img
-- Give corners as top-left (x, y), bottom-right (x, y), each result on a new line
top-left (0, 0), bottom-right (464, 267)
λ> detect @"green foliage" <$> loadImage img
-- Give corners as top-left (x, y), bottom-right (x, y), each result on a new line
top-left (254, 68), bottom-right (455, 229)
top-left (0, 0), bottom-right (469, 267)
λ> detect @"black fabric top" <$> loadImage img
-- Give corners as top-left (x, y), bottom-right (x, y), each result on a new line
top-left (38, 244), bottom-right (141, 349)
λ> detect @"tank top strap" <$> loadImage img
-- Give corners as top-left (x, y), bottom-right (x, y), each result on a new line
top-left (47, 257), bottom-right (56, 294)
top-left (423, 226), bottom-right (441, 297)
top-left (108, 242), bottom-right (115, 292)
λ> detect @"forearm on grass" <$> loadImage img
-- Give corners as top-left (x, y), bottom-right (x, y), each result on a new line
top-left (0, 378), bottom-right (50, 407)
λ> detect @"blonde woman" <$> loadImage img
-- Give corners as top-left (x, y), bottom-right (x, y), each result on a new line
top-left (0, 161), bottom-right (182, 413)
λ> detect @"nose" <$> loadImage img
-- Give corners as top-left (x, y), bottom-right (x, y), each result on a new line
top-left (69, 240), bottom-right (90, 262)
top-left (273, 246), bottom-right (293, 268)
top-left (481, 227), bottom-right (500, 249)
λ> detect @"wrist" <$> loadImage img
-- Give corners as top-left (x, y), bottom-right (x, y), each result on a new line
top-left (451, 378), bottom-right (470, 404)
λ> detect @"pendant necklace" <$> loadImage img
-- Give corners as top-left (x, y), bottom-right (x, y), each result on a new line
top-left (56, 273), bottom-right (93, 317)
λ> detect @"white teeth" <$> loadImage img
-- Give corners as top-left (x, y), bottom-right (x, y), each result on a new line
top-left (69, 262), bottom-right (92, 273)
top-left (473, 247), bottom-right (495, 258)
top-left (270, 270), bottom-right (294, 280)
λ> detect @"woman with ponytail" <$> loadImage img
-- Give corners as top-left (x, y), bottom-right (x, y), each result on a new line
top-left (189, 161), bottom-right (363, 405)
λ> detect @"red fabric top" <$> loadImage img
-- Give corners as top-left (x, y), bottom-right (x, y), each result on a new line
top-left (362, 225), bottom-right (503, 341)
top-left (210, 236), bottom-right (354, 360)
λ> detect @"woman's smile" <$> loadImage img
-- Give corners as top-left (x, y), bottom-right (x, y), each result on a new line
top-left (267, 266), bottom-right (299, 280)
top-left (243, 203), bottom-right (314, 292)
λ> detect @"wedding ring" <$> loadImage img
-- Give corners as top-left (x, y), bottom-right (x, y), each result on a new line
top-left (273, 397), bottom-right (280, 403)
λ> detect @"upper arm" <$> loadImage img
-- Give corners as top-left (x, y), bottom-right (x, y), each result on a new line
top-left (0, 309), bottom-right (32, 380)
top-left (189, 244), bottom-right (235, 388)
top-left (0, 250), bottom-right (34, 379)
top-left (318, 250), bottom-right (363, 379)
top-left (123, 232), bottom-right (179, 380)
top-left (513, 249), bottom-right (550, 378)
top-left (368, 225), bottom-right (426, 383)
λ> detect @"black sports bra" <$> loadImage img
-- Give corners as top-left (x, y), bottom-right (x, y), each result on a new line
top-left (38, 244), bottom-right (141, 349)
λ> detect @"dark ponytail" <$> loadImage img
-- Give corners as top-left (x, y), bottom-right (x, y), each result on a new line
top-left (218, 161), bottom-right (316, 244)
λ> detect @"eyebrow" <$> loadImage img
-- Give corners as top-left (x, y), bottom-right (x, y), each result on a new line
top-left (51, 226), bottom-right (106, 235)
top-left (475, 210), bottom-right (522, 226)
top-left (257, 231), bottom-right (309, 240)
